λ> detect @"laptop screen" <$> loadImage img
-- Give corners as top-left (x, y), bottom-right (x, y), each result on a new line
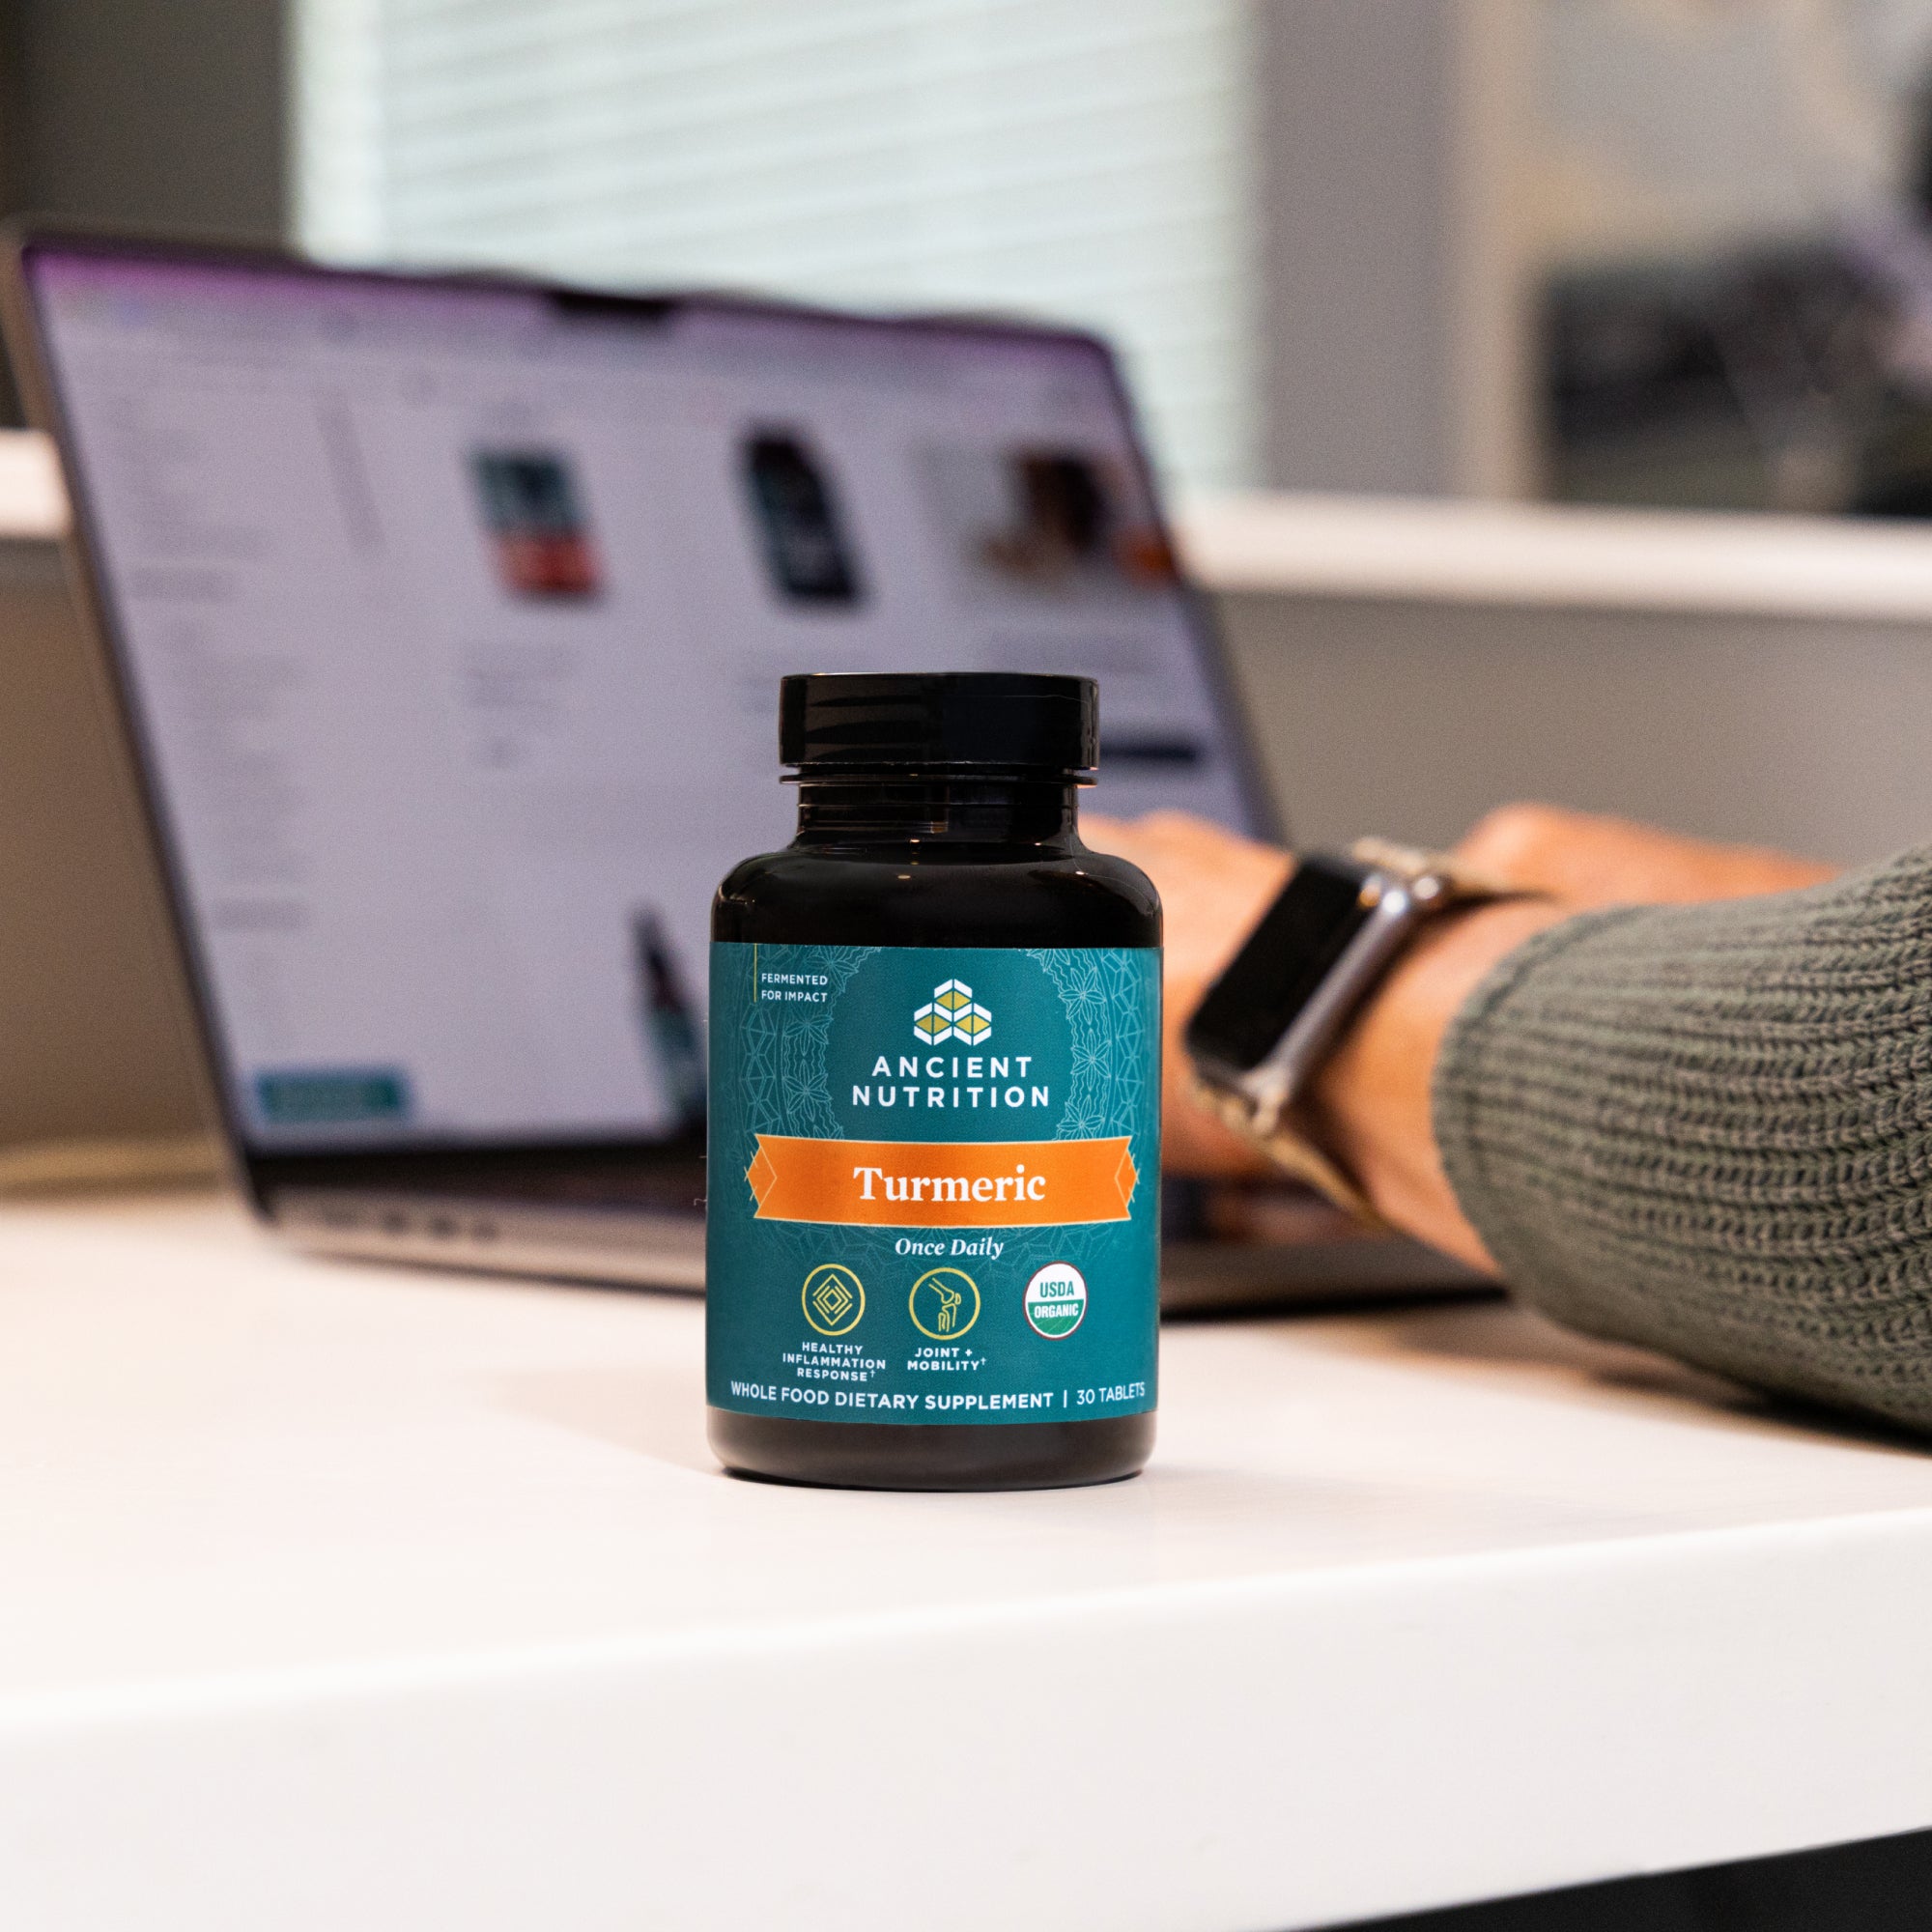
top-left (22, 243), bottom-right (1265, 1153)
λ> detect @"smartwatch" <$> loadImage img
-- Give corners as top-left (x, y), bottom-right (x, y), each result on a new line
top-left (1183, 838), bottom-right (1520, 1223)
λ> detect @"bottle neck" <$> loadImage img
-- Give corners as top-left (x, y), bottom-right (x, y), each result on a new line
top-left (790, 770), bottom-right (1082, 849)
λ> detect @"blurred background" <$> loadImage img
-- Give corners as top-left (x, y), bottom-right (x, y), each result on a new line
top-left (11, 0), bottom-right (1932, 515)
top-left (17, 0), bottom-right (1932, 1160)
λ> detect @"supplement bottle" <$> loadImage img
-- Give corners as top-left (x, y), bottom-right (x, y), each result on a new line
top-left (707, 671), bottom-right (1161, 1490)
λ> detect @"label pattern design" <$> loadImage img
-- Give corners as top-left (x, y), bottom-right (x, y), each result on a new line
top-left (706, 943), bottom-right (1160, 1425)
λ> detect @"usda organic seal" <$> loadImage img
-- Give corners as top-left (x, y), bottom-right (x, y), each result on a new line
top-left (1023, 1261), bottom-right (1087, 1339)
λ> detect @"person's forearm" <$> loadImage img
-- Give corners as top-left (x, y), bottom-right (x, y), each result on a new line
top-left (1281, 804), bottom-right (1837, 1264)
top-left (1303, 898), bottom-right (1572, 1270)
top-left (1088, 805), bottom-right (1932, 1428)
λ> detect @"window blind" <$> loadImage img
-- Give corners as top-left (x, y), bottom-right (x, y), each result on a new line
top-left (295, 0), bottom-right (1257, 489)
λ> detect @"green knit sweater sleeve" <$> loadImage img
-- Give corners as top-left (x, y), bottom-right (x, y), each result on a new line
top-left (1432, 851), bottom-right (1932, 1430)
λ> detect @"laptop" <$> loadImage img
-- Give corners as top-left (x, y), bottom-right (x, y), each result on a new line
top-left (2, 227), bottom-right (1477, 1305)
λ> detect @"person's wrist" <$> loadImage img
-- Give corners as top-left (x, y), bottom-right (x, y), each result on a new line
top-left (1302, 896), bottom-right (1572, 1267)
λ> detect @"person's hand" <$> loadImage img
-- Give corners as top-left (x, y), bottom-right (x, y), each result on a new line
top-left (1083, 805), bottom-right (1836, 1268)
top-left (1080, 810), bottom-right (1289, 1179)
top-left (1451, 802), bottom-right (1836, 905)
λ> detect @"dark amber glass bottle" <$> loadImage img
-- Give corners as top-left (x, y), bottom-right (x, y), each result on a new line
top-left (706, 672), bottom-right (1161, 1490)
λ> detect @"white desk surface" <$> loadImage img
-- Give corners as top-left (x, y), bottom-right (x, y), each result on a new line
top-left (4, 1198), bottom-right (1932, 1931)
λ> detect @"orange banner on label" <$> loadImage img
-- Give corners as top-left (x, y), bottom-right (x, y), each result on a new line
top-left (746, 1135), bottom-right (1138, 1227)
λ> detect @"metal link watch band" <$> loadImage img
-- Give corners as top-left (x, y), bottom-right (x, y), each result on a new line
top-left (1189, 838), bottom-right (1525, 1226)
top-left (1187, 1069), bottom-right (1384, 1225)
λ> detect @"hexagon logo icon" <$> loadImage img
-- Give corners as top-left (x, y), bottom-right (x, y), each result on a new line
top-left (912, 978), bottom-right (991, 1046)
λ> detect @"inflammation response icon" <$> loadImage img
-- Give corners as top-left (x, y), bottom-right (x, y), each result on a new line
top-left (802, 1264), bottom-right (865, 1337)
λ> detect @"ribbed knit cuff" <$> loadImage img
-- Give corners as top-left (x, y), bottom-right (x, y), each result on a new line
top-left (1432, 857), bottom-right (1932, 1431)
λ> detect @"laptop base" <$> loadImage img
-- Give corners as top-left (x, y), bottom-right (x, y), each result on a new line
top-left (273, 1187), bottom-right (707, 1292)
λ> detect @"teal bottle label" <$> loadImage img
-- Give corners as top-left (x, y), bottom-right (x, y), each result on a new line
top-left (706, 943), bottom-right (1160, 1425)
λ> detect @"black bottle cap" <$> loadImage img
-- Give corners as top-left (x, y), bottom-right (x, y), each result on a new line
top-left (780, 672), bottom-right (1098, 775)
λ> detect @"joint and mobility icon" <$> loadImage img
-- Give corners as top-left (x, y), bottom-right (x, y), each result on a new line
top-left (909, 1266), bottom-right (980, 1340)
top-left (912, 978), bottom-right (992, 1045)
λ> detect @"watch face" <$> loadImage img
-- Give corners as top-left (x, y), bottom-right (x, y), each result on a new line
top-left (1184, 856), bottom-right (1375, 1078)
